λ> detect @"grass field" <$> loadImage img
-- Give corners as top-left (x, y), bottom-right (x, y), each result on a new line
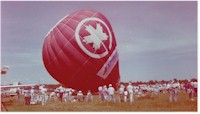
top-left (2, 91), bottom-right (197, 112)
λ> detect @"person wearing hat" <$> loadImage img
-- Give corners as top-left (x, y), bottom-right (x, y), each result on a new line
top-left (108, 84), bottom-right (116, 102)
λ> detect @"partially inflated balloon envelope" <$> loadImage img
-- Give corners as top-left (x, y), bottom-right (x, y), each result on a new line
top-left (42, 9), bottom-right (120, 92)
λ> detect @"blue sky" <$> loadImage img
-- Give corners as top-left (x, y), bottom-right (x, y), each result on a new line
top-left (1, 1), bottom-right (197, 85)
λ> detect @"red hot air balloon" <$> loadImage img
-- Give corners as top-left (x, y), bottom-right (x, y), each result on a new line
top-left (42, 9), bottom-right (120, 92)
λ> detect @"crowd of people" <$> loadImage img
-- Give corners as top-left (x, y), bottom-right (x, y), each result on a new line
top-left (17, 85), bottom-right (49, 106)
top-left (12, 79), bottom-right (197, 106)
top-left (98, 83), bottom-right (134, 105)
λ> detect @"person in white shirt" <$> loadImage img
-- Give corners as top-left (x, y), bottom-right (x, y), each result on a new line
top-left (107, 84), bottom-right (116, 102)
top-left (86, 90), bottom-right (93, 102)
top-left (63, 91), bottom-right (68, 102)
top-left (124, 90), bottom-right (128, 102)
top-left (58, 86), bottom-right (64, 102)
top-left (174, 87), bottom-right (179, 102)
top-left (127, 83), bottom-right (134, 105)
top-left (30, 87), bottom-right (35, 104)
top-left (40, 91), bottom-right (46, 106)
top-left (69, 90), bottom-right (74, 102)
top-left (98, 86), bottom-right (105, 102)
top-left (16, 88), bottom-right (21, 102)
top-left (77, 91), bottom-right (84, 102)
top-left (192, 81), bottom-right (197, 97)
top-left (50, 91), bottom-right (56, 101)
top-left (103, 85), bottom-right (108, 101)
top-left (118, 84), bottom-right (125, 102)
top-left (168, 87), bottom-right (174, 103)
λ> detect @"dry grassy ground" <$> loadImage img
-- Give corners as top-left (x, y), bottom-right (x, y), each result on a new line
top-left (1, 91), bottom-right (197, 112)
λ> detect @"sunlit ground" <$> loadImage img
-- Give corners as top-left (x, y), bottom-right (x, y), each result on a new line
top-left (1, 91), bottom-right (197, 112)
